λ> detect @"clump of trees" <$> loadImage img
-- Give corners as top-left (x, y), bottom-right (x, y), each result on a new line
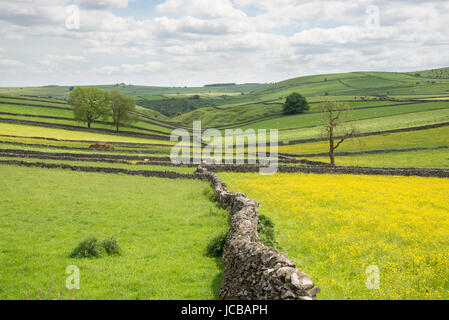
top-left (321, 100), bottom-right (358, 166)
top-left (283, 92), bottom-right (309, 114)
top-left (68, 87), bottom-right (137, 132)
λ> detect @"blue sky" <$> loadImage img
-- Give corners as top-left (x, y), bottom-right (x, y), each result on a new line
top-left (0, 0), bottom-right (448, 87)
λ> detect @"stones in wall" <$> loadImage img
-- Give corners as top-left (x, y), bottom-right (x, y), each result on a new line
top-left (204, 164), bottom-right (449, 178)
top-left (197, 165), bottom-right (319, 300)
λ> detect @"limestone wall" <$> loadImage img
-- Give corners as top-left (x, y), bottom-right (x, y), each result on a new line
top-left (197, 165), bottom-right (319, 300)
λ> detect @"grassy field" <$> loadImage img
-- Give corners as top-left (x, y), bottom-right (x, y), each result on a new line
top-left (276, 108), bottom-right (449, 142)
top-left (220, 172), bottom-right (449, 300)
top-left (0, 123), bottom-right (174, 145)
top-left (0, 165), bottom-right (228, 300)
top-left (238, 101), bottom-right (449, 132)
top-left (279, 126), bottom-right (449, 155)
top-left (312, 148), bottom-right (449, 168)
top-left (0, 157), bottom-right (195, 173)
top-left (1, 67), bottom-right (449, 301)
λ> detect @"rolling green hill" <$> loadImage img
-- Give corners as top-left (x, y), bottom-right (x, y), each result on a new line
top-left (0, 67), bottom-right (448, 168)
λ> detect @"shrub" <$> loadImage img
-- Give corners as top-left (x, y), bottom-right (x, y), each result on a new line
top-left (70, 236), bottom-right (102, 258)
top-left (205, 231), bottom-right (228, 257)
top-left (258, 215), bottom-right (280, 249)
top-left (102, 236), bottom-right (121, 256)
top-left (204, 215), bottom-right (280, 258)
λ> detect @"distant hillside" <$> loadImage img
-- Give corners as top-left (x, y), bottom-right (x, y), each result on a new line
top-left (0, 83), bottom-right (269, 117)
top-left (0, 83), bottom-right (268, 100)
top-left (1, 67), bottom-right (448, 119)
top-left (406, 67), bottom-right (449, 79)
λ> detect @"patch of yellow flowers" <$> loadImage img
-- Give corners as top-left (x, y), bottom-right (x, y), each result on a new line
top-left (220, 172), bottom-right (449, 300)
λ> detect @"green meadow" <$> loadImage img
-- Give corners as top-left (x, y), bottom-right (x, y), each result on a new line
top-left (0, 165), bottom-right (228, 300)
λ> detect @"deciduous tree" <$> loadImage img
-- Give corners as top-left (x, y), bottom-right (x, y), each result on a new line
top-left (321, 100), bottom-right (358, 166)
top-left (109, 90), bottom-right (138, 132)
top-left (68, 87), bottom-right (110, 129)
top-left (283, 92), bottom-right (309, 114)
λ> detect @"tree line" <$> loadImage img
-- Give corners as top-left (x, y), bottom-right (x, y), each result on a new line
top-left (68, 87), bottom-right (138, 132)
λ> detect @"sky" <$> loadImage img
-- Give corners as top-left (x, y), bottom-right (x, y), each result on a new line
top-left (0, 0), bottom-right (448, 87)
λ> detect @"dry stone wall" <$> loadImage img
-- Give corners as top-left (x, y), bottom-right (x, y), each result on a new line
top-left (197, 165), bottom-right (319, 300)
top-left (0, 159), bottom-right (198, 180)
top-left (204, 164), bottom-right (449, 178)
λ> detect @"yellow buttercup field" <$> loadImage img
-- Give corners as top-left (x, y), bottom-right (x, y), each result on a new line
top-left (219, 172), bottom-right (449, 299)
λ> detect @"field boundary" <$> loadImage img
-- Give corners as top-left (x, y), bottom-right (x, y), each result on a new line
top-left (0, 148), bottom-right (172, 162)
top-left (280, 146), bottom-right (449, 158)
top-left (0, 140), bottom-right (169, 154)
top-left (197, 165), bottom-right (319, 300)
top-left (0, 159), bottom-right (197, 179)
top-left (204, 164), bottom-right (449, 178)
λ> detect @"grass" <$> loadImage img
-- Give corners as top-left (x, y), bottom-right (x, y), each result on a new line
top-left (0, 101), bottom-right (174, 134)
top-left (0, 84), bottom-right (268, 100)
top-left (0, 164), bottom-right (228, 299)
top-left (278, 126), bottom-right (449, 155)
top-left (312, 148), bottom-right (449, 169)
top-left (219, 172), bottom-right (449, 300)
top-left (0, 156), bottom-right (196, 173)
top-left (0, 123), bottom-right (174, 145)
top-left (0, 144), bottom-right (173, 161)
top-left (174, 102), bottom-right (282, 128)
top-left (0, 137), bottom-right (171, 150)
top-left (0, 113), bottom-right (171, 137)
top-left (239, 101), bottom-right (449, 131)
top-left (0, 97), bottom-right (68, 108)
top-left (277, 108), bottom-right (449, 142)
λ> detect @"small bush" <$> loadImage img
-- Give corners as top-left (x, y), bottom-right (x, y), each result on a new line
top-left (102, 236), bottom-right (121, 256)
top-left (205, 231), bottom-right (228, 257)
top-left (70, 236), bottom-right (102, 258)
top-left (258, 215), bottom-right (280, 249)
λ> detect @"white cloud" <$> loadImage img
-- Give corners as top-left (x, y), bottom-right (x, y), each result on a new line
top-left (0, 58), bottom-right (25, 67)
top-left (0, 0), bottom-right (448, 85)
top-left (156, 0), bottom-right (246, 20)
top-left (75, 0), bottom-right (131, 9)
top-left (37, 54), bottom-right (86, 66)
top-left (93, 61), bottom-right (162, 75)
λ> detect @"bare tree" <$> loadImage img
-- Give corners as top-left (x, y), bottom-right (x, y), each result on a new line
top-left (321, 100), bottom-right (358, 166)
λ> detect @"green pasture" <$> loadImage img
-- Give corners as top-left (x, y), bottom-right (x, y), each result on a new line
top-left (0, 156), bottom-right (194, 173)
top-left (311, 148), bottom-right (449, 168)
top-left (0, 164), bottom-right (228, 299)
top-left (0, 123), bottom-right (176, 145)
top-left (278, 126), bottom-right (449, 155)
